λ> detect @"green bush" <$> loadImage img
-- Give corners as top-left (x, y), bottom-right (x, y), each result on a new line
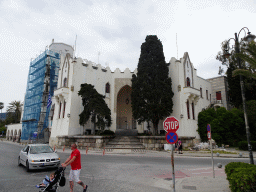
top-left (197, 107), bottom-right (245, 146)
top-left (238, 141), bottom-right (256, 151)
top-left (225, 162), bottom-right (256, 192)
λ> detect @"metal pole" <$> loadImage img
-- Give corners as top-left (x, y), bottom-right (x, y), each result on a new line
top-left (171, 144), bottom-right (175, 192)
top-left (235, 33), bottom-right (254, 164)
top-left (210, 135), bottom-right (215, 178)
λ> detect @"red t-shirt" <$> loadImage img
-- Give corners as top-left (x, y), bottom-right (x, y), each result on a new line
top-left (70, 149), bottom-right (81, 170)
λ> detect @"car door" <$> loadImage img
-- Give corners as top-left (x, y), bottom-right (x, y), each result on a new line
top-left (20, 146), bottom-right (29, 165)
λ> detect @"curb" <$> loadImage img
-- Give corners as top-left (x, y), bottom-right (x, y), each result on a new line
top-left (1, 140), bottom-right (253, 159)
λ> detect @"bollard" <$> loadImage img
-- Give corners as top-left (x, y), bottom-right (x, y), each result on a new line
top-left (86, 146), bottom-right (88, 155)
top-left (217, 163), bottom-right (222, 168)
top-left (63, 145), bottom-right (65, 152)
top-left (216, 152), bottom-right (220, 157)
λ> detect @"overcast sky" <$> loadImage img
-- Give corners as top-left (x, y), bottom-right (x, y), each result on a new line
top-left (1, 0), bottom-right (256, 112)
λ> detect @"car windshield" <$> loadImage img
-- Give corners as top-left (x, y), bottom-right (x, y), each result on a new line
top-left (30, 145), bottom-right (54, 154)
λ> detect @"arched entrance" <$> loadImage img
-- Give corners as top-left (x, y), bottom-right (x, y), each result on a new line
top-left (116, 85), bottom-right (133, 130)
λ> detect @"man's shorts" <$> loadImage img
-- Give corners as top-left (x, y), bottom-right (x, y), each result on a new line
top-left (69, 169), bottom-right (81, 182)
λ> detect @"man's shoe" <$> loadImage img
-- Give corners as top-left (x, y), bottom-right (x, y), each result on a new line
top-left (83, 185), bottom-right (88, 192)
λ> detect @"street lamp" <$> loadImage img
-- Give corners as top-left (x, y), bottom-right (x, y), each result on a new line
top-left (223, 27), bottom-right (255, 164)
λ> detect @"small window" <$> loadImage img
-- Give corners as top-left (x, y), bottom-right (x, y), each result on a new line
top-left (105, 83), bottom-right (110, 93)
top-left (200, 88), bottom-right (202, 98)
top-left (187, 61), bottom-right (189, 68)
top-left (206, 90), bottom-right (208, 100)
top-left (186, 77), bottom-right (190, 87)
top-left (186, 100), bottom-right (190, 119)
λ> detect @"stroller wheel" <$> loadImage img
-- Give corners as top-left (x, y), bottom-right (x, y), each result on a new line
top-left (26, 161), bottom-right (30, 172)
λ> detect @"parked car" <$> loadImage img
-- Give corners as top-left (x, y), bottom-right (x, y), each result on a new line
top-left (18, 144), bottom-right (60, 172)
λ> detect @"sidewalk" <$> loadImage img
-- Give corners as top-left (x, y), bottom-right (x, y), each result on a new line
top-left (4, 139), bottom-right (255, 192)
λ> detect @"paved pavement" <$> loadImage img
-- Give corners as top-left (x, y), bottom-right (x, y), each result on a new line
top-left (4, 139), bottom-right (256, 192)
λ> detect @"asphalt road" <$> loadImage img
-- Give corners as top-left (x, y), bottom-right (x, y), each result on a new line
top-left (0, 141), bottom-right (251, 192)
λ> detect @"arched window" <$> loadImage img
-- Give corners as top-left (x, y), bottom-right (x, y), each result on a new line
top-left (59, 102), bottom-right (62, 118)
top-left (105, 83), bottom-right (110, 93)
top-left (186, 77), bottom-right (190, 87)
top-left (186, 100), bottom-right (190, 119)
top-left (63, 78), bottom-right (67, 87)
top-left (63, 101), bottom-right (66, 118)
top-left (191, 102), bottom-right (195, 120)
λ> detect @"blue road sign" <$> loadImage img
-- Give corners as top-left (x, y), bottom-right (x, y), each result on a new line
top-left (166, 132), bottom-right (178, 144)
top-left (207, 124), bottom-right (211, 132)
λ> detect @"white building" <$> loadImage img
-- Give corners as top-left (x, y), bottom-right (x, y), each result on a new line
top-left (49, 46), bottom-right (213, 146)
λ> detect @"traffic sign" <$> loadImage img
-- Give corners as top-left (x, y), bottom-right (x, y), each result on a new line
top-left (207, 124), bottom-right (211, 132)
top-left (166, 132), bottom-right (178, 144)
top-left (163, 116), bottom-right (179, 132)
top-left (207, 131), bottom-right (211, 140)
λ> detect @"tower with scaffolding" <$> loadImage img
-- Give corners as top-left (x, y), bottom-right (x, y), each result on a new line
top-left (21, 39), bottom-right (74, 143)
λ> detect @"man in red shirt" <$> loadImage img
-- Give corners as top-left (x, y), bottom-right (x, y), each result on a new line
top-left (62, 143), bottom-right (88, 192)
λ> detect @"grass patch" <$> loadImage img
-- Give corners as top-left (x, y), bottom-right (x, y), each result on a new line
top-left (206, 150), bottom-right (238, 154)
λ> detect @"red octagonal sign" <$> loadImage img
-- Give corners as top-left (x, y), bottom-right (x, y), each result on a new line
top-left (163, 116), bottom-right (179, 133)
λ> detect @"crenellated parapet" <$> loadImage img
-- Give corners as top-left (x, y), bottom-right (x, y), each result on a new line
top-left (80, 58), bottom-right (137, 75)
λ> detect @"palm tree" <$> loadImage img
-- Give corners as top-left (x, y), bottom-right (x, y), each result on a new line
top-left (7, 101), bottom-right (23, 123)
top-left (0, 102), bottom-right (3, 114)
top-left (233, 41), bottom-right (256, 79)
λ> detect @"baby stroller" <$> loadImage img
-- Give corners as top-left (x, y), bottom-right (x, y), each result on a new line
top-left (37, 167), bottom-right (66, 192)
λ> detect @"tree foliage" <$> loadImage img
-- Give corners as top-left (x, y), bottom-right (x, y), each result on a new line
top-left (233, 41), bottom-right (256, 79)
top-left (78, 83), bottom-right (111, 135)
top-left (0, 102), bottom-right (4, 113)
top-left (6, 101), bottom-right (22, 124)
top-left (131, 35), bottom-right (174, 135)
top-left (246, 100), bottom-right (256, 140)
top-left (197, 107), bottom-right (245, 146)
top-left (216, 40), bottom-right (256, 108)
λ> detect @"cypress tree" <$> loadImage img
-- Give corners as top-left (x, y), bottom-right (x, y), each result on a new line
top-left (131, 35), bottom-right (174, 135)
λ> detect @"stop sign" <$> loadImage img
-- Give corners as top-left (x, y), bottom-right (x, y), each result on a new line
top-left (163, 116), bottom-right (179, 132)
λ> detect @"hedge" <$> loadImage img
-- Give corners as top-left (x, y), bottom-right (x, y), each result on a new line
top-left (225, 162), bottom-right (256, 192)
top-left (238, 141), bottom-right (256, 151)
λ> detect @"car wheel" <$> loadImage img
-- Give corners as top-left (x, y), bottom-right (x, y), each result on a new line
top-left (26, 160), bottom-right (30, 172)
top-left (18, 157), bottom-right (21, 166)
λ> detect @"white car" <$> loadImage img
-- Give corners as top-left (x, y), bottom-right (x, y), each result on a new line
top-left (18, 144), bottom-right (60, 171)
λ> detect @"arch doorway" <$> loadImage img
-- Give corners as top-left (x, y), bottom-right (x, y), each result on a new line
top-left (116, 85), bottom-right (134, 130)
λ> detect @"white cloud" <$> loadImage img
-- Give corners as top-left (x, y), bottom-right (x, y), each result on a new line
top-left (1, 0), bottom-right (256, 112)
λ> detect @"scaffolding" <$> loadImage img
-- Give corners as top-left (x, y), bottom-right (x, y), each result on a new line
top-left (21, 50), bottom-right (60, 142)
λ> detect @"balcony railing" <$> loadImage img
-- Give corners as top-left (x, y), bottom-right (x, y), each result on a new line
top-left (211, 99), bottom-right (222, 104)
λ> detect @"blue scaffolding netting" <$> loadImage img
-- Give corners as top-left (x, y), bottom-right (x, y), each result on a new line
top-left (21, 50), bottom-right (60, 140)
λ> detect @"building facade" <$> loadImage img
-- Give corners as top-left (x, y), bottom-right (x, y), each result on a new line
top-left (16, 40), bottom-right (231, 146)
top-left (49, 50), bottom-right (214, 146)
top-left (207, 76), bottom-right (231, 110)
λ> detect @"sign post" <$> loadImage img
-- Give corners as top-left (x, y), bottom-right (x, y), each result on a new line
top-left (207, 124), bottom-right (215, 178)
top-left (164, 116), bottom-right (180, 192)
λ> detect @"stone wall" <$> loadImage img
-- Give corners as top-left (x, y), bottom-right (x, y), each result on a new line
top-left (137, 136), bottom-right (197, 150)
top-left (56, 135), bottom-right (115, 149)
